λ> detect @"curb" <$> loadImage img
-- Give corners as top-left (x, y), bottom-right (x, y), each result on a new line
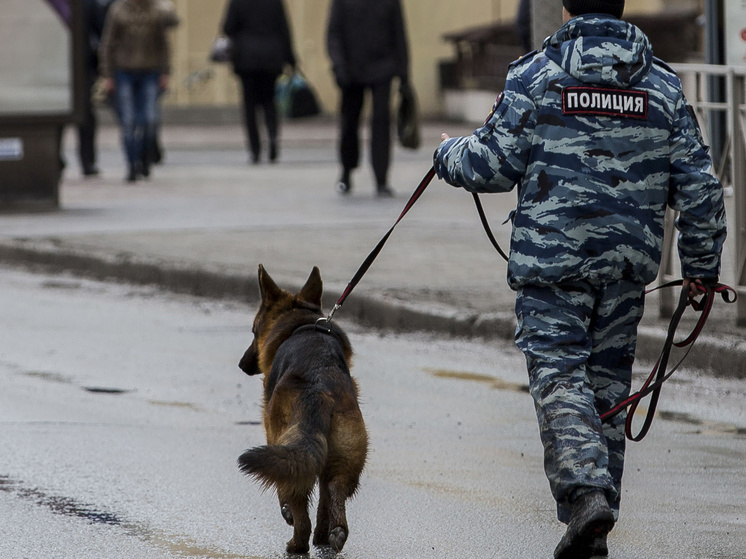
top-left (1, 240), bottom-right (744, 380)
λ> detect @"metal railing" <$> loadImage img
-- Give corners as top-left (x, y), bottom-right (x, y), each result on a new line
top-left (660, 64), bottom-right (746, 325)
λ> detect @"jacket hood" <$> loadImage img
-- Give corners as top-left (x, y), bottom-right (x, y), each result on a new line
top-left (543, 15), bottom-right (652, 87)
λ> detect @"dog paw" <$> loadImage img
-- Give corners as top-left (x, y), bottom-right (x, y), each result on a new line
top-left (281, 503), bottom-right (294, 525)
top-left (328, 526), bottom-right (348, 551)
top-left (312, 528), bottom-right (329, 546)
top-left (286, 538), bottom-right (310, 554)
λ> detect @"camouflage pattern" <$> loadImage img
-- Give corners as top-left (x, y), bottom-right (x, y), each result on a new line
top-left (515, 279), bottom-right (645, 522)
top-left (433, 15), bottom-right (726, 289)
top-left (433, 15), bottom-right (727, 524)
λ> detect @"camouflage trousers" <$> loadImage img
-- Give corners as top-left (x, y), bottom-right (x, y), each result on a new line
top-left (514, 279), bottom-right (646, 523)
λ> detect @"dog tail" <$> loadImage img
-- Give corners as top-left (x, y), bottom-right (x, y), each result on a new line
top-left (237, 398), bottom-right (331, 491)
top-left (237, 434), bottom-right (328, 490)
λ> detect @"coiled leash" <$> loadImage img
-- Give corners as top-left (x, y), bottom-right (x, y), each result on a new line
top-left (600, 280), bottom-right (737, 441)
top-left (321, 166), bottom-right (509, 326)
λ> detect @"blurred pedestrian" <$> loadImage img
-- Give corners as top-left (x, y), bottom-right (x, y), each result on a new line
top-left (221, 0), bottom-right (296, 165)
top-left (151, 0), bottom-right (180, 165)
top-left (326, 0), bottom-right (410, 197)
top-left (78, 0), bottom-right (115, 177)
top-left (434, 1), bottom-right (726, 557)
top-left (99, 0), bottom-right (172, 182)
top-left (516, 0), bottom-right (532, 52)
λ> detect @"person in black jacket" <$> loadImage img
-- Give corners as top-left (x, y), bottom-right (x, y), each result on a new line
top-left (326, 0), bottom-right (410, 197)
top-left (222, 0), bottom-right (296, 164)
top-left (516, 0), bottom-right (532, 52)
top-left (78, 0), bottom-right (115, 177)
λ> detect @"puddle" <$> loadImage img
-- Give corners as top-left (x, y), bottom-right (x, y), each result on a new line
top-left (127, 527), bottom-right (261, 559)
top-left (0, 475), bottom-right (121, 525)
top-left (658, 410), bottom-right (746, 437)
top-left (0, 474), bottom-right (262, 558)
top-left (23, 371), bottom-right (73, 384)
top-left (424, 368), bottom-right (529, 393)
top-left (148, 400), bottom-right (202, 412)
top-left (84, 387), bottom-right (132, 395)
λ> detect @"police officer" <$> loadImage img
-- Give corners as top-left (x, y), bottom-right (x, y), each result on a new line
top-left (433, 1), bottom-right (726, 558)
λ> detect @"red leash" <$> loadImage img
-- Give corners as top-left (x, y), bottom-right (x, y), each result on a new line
top-left (322, 167), bottom-right (735, 444)
top-left (600, 280), bottom-right (737, 441)
top-left (324, 167), bottom-right (437, 322)
top-left (323, 166), bottom-right (509, 324)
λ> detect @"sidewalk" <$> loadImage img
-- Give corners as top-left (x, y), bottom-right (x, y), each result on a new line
top-left (1, 118), bottom-right (744, 379)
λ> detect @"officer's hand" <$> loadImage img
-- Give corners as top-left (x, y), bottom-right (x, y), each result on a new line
top-left (441, 133), bottom-right (450, 141)
top-left (683, 278), bottom-right (712, 309)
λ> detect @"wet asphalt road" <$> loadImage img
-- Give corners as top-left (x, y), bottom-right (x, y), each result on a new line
top-left (0, 268), bottom-right (745, 559)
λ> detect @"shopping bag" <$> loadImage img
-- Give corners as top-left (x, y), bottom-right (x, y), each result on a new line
top-left (276, 72), bottom-right (321, 119)
top-left (397, 81), bottom-right (420, 150)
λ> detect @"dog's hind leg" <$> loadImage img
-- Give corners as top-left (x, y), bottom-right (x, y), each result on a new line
top-left (279, 490), bottom-right (312, 554)
top-left (325, 477), bottom-right (358, 552)
top-left (313, 480), bottom-right (331, 546)
top-left (279, 498), bottom-right (293, 526)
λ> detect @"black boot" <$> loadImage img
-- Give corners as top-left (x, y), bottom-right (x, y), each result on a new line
top-left (126, 163), bottom-right (138, 183)
top-left (554, 491), bottom-right (614, 559)
top-left (376, 185), bottom-right (395, 197)
top-left (336, 170), bottom-right (352, 194)
top-left (269, 141), bottom-right (278, 163)
top-left (591, 534), bottom-right (608, 557)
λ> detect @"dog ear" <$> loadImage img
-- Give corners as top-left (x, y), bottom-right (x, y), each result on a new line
top-left (257, 264), bottom-right (283, 304)
top-left (298, 266), bottom-right (323, 308)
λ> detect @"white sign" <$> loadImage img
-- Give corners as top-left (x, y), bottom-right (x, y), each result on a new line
top-left (0, 138), bottom-right (23, 161)
top-left (725, 0), bottom-right (746, 66)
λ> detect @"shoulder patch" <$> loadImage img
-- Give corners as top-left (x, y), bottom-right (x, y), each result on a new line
top-left (562, 86), bottom-right (648, 120)
top-left (484, 92), bottom-right (504, 125)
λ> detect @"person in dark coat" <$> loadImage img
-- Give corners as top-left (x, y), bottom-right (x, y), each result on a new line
top-left (79, 0), bottom-right (115, 177)
top-left (516, 0), bottom-right (532, 52)
top-left (222, 0), bottom-right (296, 164)
top-left (326, 0), bottom-right (410, 197)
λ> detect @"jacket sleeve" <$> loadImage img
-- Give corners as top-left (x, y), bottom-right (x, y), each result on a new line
top-left (97, 3), bottom-right (118, 78)
top-left (325, 0), bottom-right (347, 85)
top-left (158, 19), bottom-right (171, 76)
top-left (433, 68), bottom-right (536, 193)
top-left (393, 0), bottom-right (409, 80)
top-left (279, 0), bottom-right (296, 67)
top-left (668, 94), bottom-right (727, 279)
top-left (222, 0), bottom-right (239, 38)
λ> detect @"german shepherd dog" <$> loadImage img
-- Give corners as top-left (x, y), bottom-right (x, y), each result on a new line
top-left (238, 264), bottom-right (368, 554)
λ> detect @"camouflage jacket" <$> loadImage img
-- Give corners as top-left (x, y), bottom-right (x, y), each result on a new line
top-left (434, 15), bottom-right (726, 289)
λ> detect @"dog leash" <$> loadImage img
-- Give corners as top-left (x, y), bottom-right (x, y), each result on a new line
top-left (323, 166), bottom-right (436, 322)
top-left (321, 166), bottom-right (736, 443)
top-left (322, 166), bottom-right (509, 324)
top-left (600, 280), bottom-right (737, 441)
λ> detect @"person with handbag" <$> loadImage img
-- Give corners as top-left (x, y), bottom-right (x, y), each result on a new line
top-left (221, 0), bottom-right (296, 165)
top-left (326, 0), bottom-right (410, 197)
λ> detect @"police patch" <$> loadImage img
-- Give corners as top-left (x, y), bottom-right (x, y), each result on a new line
top-left (562, 87), bottom-right (648, 119)
top-left (484, 92), bottom-right (504, 125)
